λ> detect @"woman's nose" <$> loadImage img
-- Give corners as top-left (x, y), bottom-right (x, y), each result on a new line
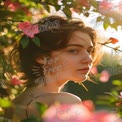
top-left (82, 51), bottom-right (93, 64)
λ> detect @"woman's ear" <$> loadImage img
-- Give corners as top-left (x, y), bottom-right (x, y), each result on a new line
top-left (36, 56), bottom-right (50, 65)
top-left (36, 58), bottom-right (44, 64)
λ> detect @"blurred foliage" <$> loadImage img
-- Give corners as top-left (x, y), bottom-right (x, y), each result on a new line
top-left (21, 103), bottom-right (47, 122)
top-left (0, 0), bottom-right (122, 121)
top-left (96, 80), bottom-right (122, 117)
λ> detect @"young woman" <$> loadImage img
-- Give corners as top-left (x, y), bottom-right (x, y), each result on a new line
top-left (6, 15), bottom-right (101, 119)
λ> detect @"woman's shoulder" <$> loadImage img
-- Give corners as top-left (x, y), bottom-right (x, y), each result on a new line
top-left (28, 92), bottom-right (81, 105)
top-left (54, 92), bottom-right (81, 104)
top-left (13, 91), bottom-right (82, 106)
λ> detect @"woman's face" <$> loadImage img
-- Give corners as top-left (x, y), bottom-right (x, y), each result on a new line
top-left (43, 31), bottom-right (94, 85)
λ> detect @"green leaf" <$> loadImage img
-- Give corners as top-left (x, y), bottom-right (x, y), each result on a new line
top-left (48, 0), bottom-right (58, 5)
top-left (0, 36), bottom-right (8, 46)
top-left (103, 22), bottom-right (109, 30)
top-left (90, 0), bottom-right (98, 8)
top-left (97, 16), bottom-right (102, 22)
top-left (43, 5), bottom-right (50, 12)
top-left (20, 36), bottom-right (29, 48)
top-left (0, 98), bottom-right (12, 108)
top-left (33, 0), bottom-right (40, 3)
top-left (35, 102), bottom-right (47, 116)
top-left (63, 7), bottom-right (71, 18)
top-left (112, 80), bottom-right (122, 86)
top-left (32, 37), bottom-right (40, 47)
top-left (111, 23), bottom-right (118, 30)
top-left (55, 5), bottom-right (61, 11)
top-left (104, 17), bottom-right (111, 24)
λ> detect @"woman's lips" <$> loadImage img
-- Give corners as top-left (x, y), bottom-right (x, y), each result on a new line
top-left (78, 68), bottom-right (89, 73)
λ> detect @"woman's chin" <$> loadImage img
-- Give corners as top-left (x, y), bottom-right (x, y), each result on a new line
top-left (71, 76), bottom-right (87, 84)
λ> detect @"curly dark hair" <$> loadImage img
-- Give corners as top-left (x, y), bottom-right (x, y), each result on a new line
top-left (10, 15), bottom-right (101, 87)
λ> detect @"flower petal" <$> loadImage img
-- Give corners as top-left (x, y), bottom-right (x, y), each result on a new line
top-left (100, 70), bottom-right (110, 82)
top-left (109, 37), bottom-right (119, 44)
top-left (18, 22), bottom-right (39, 38)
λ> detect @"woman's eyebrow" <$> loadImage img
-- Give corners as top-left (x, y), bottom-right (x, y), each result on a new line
top-left (65, 44), bottom-right (93, 49)
top-left (66, 44), bottom-right (83, 48)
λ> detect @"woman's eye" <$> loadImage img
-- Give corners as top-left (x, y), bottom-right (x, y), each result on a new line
top-left (68, 49), bottom-right (79, 54)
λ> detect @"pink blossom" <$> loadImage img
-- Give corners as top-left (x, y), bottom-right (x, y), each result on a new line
top-left (90, 66), bottom-right (98, 74)
top-left (98, 0), bottom-right (113, 15)
top-left (82, 100), bottom-right (95, 112)
top-left (99, 70), bottom-right (110, 82)
top-left (116, 1), bottom-right (122, 12)
top-left (10, 75), bottom-right (22, 85)
top-left (42, 103), bottom-right (92, 122)
top-left (4, 0), bottom-right (31, 15)
top-left (4, 0), bottom-right (21, 12)
top-left (18, 22), bottom-right (39, 38)
top-left (91, 111), bottom-right (119, 122)
top-left (42, 103), bottom-right (119, 122)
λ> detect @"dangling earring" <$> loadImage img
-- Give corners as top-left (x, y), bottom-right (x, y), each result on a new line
top-left (32, 63), bottom-right (46, 86)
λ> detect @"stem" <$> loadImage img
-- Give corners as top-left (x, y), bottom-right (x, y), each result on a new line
top-left (98, 42), bottom-right (122, 52)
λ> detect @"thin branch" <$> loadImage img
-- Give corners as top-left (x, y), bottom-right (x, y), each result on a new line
top-left (98, 42), bottom-right (122, 52)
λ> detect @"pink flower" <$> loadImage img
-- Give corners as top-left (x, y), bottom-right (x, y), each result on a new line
top-left (4, 0), bottom-right (31, 15)
top-left (18, 22), bottom-right (39, 38)
top-left (91, 111), bottom-right (119, 122)
top-left (98, 0), bottom-right (113, 15)
top-left (42, 103), bottom-right (119, 122)
top-left (116, 1), bottom-right (122, 12)
top-left (10, 75), bottom-right (22, 85)
top-left (4, 0), bottom-right (21, 12)
top-left (90, 66), bottom-right (98, 74)
top-left (82, 100), bottom-right (95, 112)
top-left (89, 111), bottom-right (118, 122)
top-left (99, 70), bottom-right (110, 83)
top-left (42, 103), bottom-right (92, 122)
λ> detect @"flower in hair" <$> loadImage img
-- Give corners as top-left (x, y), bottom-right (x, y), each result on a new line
top-left (11, 75), bottom-right (22, 85)
top-left (18, 22), bottom-right (39, 38)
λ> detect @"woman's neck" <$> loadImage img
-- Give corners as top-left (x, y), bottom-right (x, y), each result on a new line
top-left (37, 83), bottom-right (61, 93)
top-left (27, 74), bottom-right (68, 96)
top-left (26, 82), bottom-right (61, 98)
